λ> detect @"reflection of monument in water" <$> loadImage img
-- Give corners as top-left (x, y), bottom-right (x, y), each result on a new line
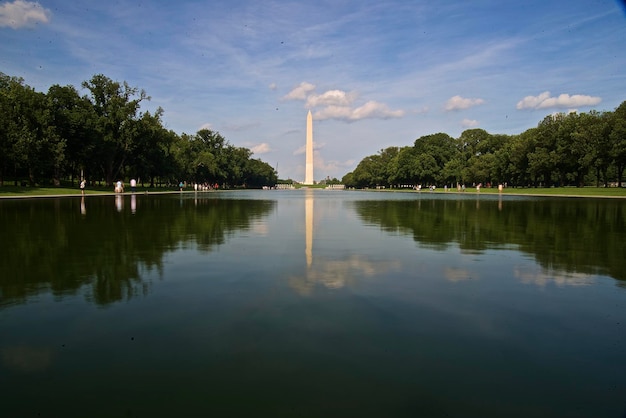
top-left (289, 189), bottom-right (401, 295)
top-left (305, 189), bottom-right (313, 267)
top-left (304, 110), bottom-right (314, 185)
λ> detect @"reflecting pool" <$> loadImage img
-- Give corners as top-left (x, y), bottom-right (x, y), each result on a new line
top-left (1, 190), bottom-right (625, 417)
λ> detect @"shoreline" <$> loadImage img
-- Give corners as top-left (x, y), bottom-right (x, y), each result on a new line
top-left (355, 188), bottom-right (626, 199)
top-left (1, 188), bottom-right (625, 199)
top-left (0, 190), bottom-right (215, 199)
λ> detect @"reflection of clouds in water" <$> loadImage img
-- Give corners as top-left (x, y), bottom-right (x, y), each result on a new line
top-left (2, 345), bottom-right (52, 373)
top-left (251, 220), bottom-right (269, 236)
top-left (288, 255), bottom-right (401, 295)
top-left (443, 267), bottom-right (475, 282)
top-left (514, 266), bottom-right (594, 287)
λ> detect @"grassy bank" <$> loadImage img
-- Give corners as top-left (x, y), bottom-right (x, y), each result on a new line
top-left (456, 186), bottom-right (626, 198)
top-left (378, 186), bottom-right (626, 198)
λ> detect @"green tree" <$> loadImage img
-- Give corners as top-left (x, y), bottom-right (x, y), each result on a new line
top-left (0, 73), bottom-right (25, 185)
top-left (441, 156), bottom-right (465, 186)
top-left (572, 111), bottom-right (612, 187)
top-left (457, 129), bottom-right (492, 185)
top-left (224, 145), bottom-right (252, 187)
top-left (413, 132), bottom-right (458, 184)
top-left (610, 101), bottom-right (626, 186)
top-left (529, 115), bottom-right (561, 186)
top-left (351, 147), bottom-right (399, 188)
top-left (9, 81), bottom-right (56, 185)
top-left (244, 158), bottom-right (278, 188)
top-left (341, 171), bottom-right (355, 188)
top-left (129, 109), bottom-right (177, 187)
top-left (82, 74), bottom-right (150, 186)
top-left (507, 131), bottom-right (535, 186)
top-left (195, 129), bottom-right (229, 185)
top-left (388, 146), bottom-right (417, 185)
top-left (46, 84), bottom-right (96, 184)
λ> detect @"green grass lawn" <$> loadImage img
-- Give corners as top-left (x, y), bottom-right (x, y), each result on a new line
top-left (369, 186), bottom-right (626, 198)
top-left (468, 186), bottom-right (626, 197)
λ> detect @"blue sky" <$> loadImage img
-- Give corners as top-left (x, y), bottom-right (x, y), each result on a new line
top-left (2, 0), bottom-right (625, 181)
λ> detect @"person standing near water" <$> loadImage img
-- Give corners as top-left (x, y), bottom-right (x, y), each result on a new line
top-left (80, 179), bottom-right (86, 195)
top-left (130, 178), bottom-right (137, 193)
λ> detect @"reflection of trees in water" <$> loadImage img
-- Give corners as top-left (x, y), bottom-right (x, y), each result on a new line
top-left (352, 197), bottom-right (626, 282)
top-left (0, 196), bottom-right (275, 307)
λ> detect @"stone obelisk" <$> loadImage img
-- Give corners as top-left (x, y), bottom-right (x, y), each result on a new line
top-left (304, 110), bottom-right (314, 185)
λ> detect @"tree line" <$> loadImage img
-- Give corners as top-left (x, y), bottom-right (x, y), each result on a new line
top-left (0, 72), bottom-right (278, 188)
top-left (342, 101), bottom-right (626, 188)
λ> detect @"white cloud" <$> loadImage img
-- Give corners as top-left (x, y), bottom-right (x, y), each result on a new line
top-left (268, 83), bottom-right (277, 91)
top-left (313, 105), bottom-right (352, 121)
top-left (352, 101), bottom-right (405, 120)
top-left (516, 91), bottom-right (601, 110)
top-left (283, 82), bottom-right (316, 101)
top-left (445, 95), bottom-right (485, 111)
top-left (251, 143), bottom-right (270, 154)
top-left (0, 0), bottom-right (50, 29)
top-left (199, 123), bottom-right (212, 131)
top-left (461, 118), bottom-right (479, 128)
top-left (282, 81), bottom-right (404, 122)
top-left (305, 89), bottom-right (355, 108)
top-left (516, 91), bottom-right (550, 109)
top-left (314, 101), bottom-right (404, 121)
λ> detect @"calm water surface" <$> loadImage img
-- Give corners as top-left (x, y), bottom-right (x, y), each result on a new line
top-left (1, 190), bottom-right (625, 417)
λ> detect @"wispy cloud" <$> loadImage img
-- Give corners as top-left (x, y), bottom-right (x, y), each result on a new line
top-left (0, 0), bottom-right (50, 29)
top-left (516, 91), bottom-right (601, 110)
top-left (314, 101), bottom-right (405, 121)
top-left (445, 95), bottom-right (485, 111)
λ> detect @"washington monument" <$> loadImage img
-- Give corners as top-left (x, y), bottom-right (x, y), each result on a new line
top-left (304, 110), bottom-right (314, 185)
